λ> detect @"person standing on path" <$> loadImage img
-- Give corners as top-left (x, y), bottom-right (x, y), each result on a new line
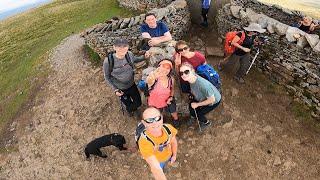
top-left (138, 107), bottom-right (178, 180)
top-left (201, 0), bottom-right (212, 27)
top-left (179, 63), bottom-right (221, 131)
top-left (219, 23), bottom-right (266, 84)
top-left (103, 38), bottom-right (149, 117)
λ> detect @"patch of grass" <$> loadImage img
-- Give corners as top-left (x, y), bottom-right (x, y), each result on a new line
top-left (291, 101), bottom-right (313, 120)
top-left (0, 0), bottom-right (133, 134)
top-left (83, 44), bottom-right (102, 67)
top-left (0, 145), bottom-right (19, 154)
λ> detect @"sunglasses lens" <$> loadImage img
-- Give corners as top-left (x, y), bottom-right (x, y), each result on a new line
top-left (144, 116), bottom-right (161, 123)
top-left (179, 70), bottom-right (190, 76)
top-left (183, 46), bottom-right (188, 50)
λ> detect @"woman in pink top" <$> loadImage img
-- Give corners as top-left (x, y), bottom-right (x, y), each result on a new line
top-left (146, 59), bottom-right (180, 128)
top-left (174, 40), bottom-right (206, 93)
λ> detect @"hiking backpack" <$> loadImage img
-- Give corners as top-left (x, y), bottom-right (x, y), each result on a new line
top-left (107, 52), bottom-right (134, 76)
top-left (135, 123), bottom-right (172, 149)
top-left (196, 64), bottom-right (222, 92)
top-left (224, 31), bottom-right (245, 55)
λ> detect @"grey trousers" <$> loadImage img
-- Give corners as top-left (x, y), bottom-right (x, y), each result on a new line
top-left (230, 53), bottom-right (251, 78)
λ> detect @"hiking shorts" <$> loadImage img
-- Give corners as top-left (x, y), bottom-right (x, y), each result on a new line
top-left (159, 156), bottom-right (172, 169)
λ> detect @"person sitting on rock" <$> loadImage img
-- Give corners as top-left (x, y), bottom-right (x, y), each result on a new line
top-left (179, 62), bottom-right (221, 131)
top-left (103, 38), bottom-right (149, 117)
top-left (140, 12), bottom-right (172, 50)
top-left (174, 40), bottom-right (206, 93)
top-left (297, 16), bottom-right (319, 34)
top-left (137, 107), bottom-right (178, 180)
top-left (219, 23), bottom-right (266, 84)
top-left (146, 59), bottom-right (180, 128)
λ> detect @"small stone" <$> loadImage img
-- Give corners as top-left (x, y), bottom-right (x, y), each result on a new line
top-left (185, 154), bottom-right (189, 157)
top-left (263, 125), bottom-right (272, 132)
top-left (175, 173), bottom-right (182, 178)
top-left (222, 119), bottom-right (233, 128)
top-left (184, 160), bottom-right (187, 163)
top-left (231, 88), bottom-right (239, 97)
top-left (256, 93), bottom-right (263, 99)
top-left (273, 156), bottom-right (281, 166)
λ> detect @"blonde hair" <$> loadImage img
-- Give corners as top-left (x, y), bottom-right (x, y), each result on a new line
top-left (175, 40), bottom-right (188, 49)
top-left (180, 62), bottom-right (194, 71)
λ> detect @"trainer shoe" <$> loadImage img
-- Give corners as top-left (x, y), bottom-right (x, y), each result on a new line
top-left (172, 120), bottom-right (181, 128)
top-left (199, 120), bottom-right (212, 130)
top-left (234, 76), bottom-right (245, 84)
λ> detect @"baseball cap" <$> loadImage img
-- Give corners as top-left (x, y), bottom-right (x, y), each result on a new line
top-left (114, 38), bottom-right (129, 46)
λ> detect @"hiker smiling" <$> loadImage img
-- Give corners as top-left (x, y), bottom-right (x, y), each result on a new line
top-left (103, 38), bottom-right (149, 117)
top-left (140, 12), bottom-right (172, 48)
top-left (137, 107), bottom-right (178, 180)
top-left (174, 40), bottom-right (206, 93)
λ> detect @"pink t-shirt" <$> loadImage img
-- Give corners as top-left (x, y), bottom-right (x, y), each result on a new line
top-left (148, 78), bottom-right (172, 109)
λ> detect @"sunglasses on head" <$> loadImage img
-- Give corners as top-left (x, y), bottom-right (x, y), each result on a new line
top-left (179, 69), bottom-right (190, 76)
top-left (176, 46), bottom-right (188, 53)
top-left (143, 115), bottom-right (162, 123)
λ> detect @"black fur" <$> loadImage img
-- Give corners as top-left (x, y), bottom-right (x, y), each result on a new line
top-left (84, 133), bottom-right (127, 159)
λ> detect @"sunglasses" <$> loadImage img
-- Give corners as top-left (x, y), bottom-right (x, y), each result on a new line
top-left (143, 116), bottom-right (162, 123)
top-left (179, 69), bottom-right (190, 76)
top-left (176, 46), bottom-right (188, 53)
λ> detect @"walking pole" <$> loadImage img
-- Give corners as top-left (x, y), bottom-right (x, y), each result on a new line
top-left (119, 97), bottom-right (125, 116)
top-left (246, 48), bottom-right (260, 75)
top-left (193, 108), bottom-right (202, 132)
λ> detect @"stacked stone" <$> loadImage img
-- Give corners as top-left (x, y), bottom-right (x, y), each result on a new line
top-left (117, 0), bottom-right (174, 11)
top-left (82, 0), bottom-right (190, 58)
top-left (216, 1), bottom-right (320, 118)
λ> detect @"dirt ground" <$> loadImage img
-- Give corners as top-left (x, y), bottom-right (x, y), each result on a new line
top-left (0, 24), bottom-right (320, 179)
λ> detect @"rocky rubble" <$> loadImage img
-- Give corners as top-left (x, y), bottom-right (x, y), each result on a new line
top-left (216, 0), bottom-right (320, 118)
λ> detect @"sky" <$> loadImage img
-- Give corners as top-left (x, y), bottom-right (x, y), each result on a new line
top-left (0, 0), bottom-right (47, 13)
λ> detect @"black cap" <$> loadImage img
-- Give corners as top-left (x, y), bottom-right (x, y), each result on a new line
top-left (114, 38), bottom-right (129, 46)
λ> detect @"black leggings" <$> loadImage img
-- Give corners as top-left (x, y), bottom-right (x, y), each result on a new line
top-left (120, 84), bottom-right (142, 113)
top-left (201, 8), bottom-right (210, 23)
top-left (189, 101), bottom-right (221, 123)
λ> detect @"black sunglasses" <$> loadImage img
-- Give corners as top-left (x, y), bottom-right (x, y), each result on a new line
top-left (176, 46), bottom-right (188, 53)
top-left (179, 69), bottom-right (190, 76)
top-left (143, 116), bottom-right (162, 123)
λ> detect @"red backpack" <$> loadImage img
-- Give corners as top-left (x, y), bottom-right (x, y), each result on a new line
top-left (224, 31), bottom-right (245, 55)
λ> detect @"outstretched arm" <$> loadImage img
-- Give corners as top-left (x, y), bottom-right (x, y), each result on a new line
top-left (146, 156), bottom-right (167, 180)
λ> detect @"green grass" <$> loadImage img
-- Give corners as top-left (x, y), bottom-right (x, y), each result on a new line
top-left (83, 44), bottom-right (102, 67)
top-left (0, 0), bottom-right (133, 134)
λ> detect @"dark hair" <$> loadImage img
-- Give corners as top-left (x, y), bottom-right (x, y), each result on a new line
top-left (175, 40), bottom-right (188, 49)
top-left (145, 12), bottom-right (157, 20)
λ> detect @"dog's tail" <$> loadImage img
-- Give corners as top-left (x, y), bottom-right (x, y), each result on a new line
top-left (84, 147), bottom-right (90, 158)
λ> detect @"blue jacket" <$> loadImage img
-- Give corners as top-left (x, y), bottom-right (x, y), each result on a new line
top-left (202, 0), bottom-right (211, 9)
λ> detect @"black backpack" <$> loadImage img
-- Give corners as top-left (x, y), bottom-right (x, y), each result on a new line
top-left (135, 123), bottom-right (172, 149)
top-left (107, 52), bottom-right (134, 76)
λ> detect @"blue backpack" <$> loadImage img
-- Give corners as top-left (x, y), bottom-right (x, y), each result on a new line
top-left (196, 64), bottom-right (222, 92)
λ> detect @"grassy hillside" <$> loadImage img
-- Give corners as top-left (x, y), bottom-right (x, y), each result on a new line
top-left (0, 0), bottom-right (133, 134)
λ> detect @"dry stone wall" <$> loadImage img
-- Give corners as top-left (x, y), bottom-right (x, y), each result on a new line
top-left (82, 0), bottom-right (190, 58)
top-left (216, 0), bottom-right (320, 118)
top-left (117, 0), bottom-right (174, 11)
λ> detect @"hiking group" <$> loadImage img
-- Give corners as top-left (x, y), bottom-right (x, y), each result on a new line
top-left (95, 3), bottom-right (270, 180)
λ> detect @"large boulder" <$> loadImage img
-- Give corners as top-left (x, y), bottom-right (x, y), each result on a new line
top-left (230, 5), bottom-right (242, 18)
top-left (274, 22), bottom-right (289, 35)
top-left (286, 26), bottom-right (306, 42)
top-left (305, 34), bottom-right (320, 48)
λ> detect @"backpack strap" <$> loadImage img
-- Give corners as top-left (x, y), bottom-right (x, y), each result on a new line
top-left (108, 52), bottom-right (133, 76)
top-left (238, 31), bottom-right (246, 45)
top-left (107, 52), bottom-right (115, 76)
top-left (140, 124), bottom-right (172, 149)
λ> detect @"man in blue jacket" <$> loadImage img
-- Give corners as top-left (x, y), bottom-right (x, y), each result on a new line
top-left (201, 0), bottom-right (212, 27)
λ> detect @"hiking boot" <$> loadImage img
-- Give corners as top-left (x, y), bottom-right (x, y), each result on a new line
top-left (172, 120), bottom-right (181, 128)
top-left (234, 76), bottom-right (245, 84)
top-left (199, 120), bottom-right (212, 131)
top-left (186, 117), bottom-right (195, 127)
top-left (200, 21), bottom-right (208, 27)
top-left (217, 63), bottom-right (224, 71)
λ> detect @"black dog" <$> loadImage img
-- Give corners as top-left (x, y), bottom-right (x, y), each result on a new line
top-left (84, 133), bottom-right (127, 159)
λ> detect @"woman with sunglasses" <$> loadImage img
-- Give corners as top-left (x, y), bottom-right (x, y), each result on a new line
top-left (174, 40), bottom-right (206, 93)
top-left (179, 62), bottom-right (221, 130)
top-left (146, 60), bottom-right (181, 128)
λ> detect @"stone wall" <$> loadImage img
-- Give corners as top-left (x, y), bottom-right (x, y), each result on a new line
top-left (117, 0), bottom-right (174, 11)
top-left (216, 0), bottom-right (320, 118)
top-left (82, 0), bottom-right (190, 58)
